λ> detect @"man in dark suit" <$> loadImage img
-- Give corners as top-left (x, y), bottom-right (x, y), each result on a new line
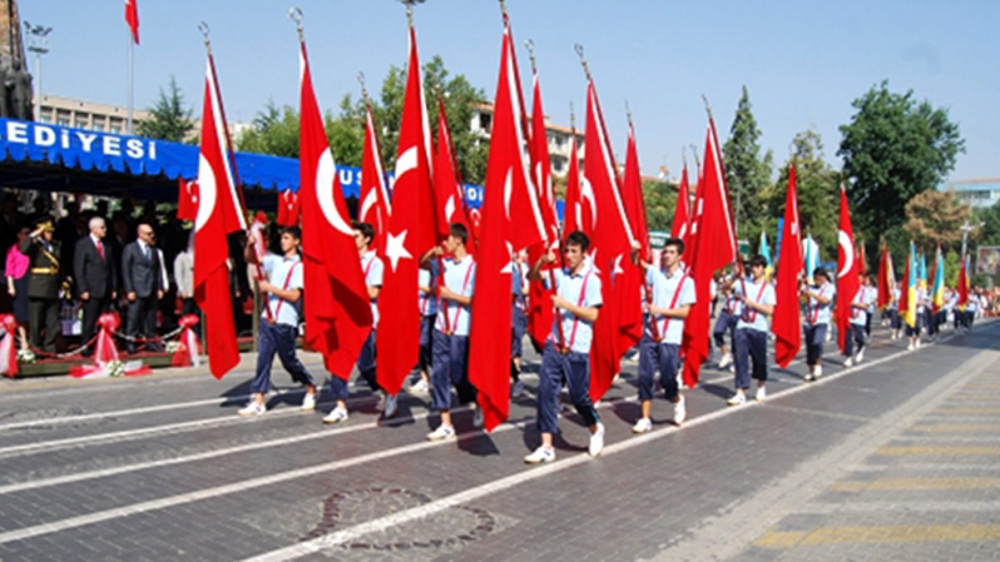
top-left (121, 222), bottom-right (163, 353)
top-left (74, 216), bottom-right (116, 356)
top-left (21, 218), bottom-right (62, 353)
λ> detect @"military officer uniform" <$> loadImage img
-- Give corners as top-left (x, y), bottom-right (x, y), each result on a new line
top-left (20, 219), bottom-right (63, 353)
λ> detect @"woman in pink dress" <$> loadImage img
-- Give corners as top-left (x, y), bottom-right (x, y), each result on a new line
top-left (6, 226), bottom-right (31, 351)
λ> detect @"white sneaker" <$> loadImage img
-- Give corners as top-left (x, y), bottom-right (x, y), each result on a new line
top-left (300, 392), bottom-right (316, 412)
top-left (719, 353), bottom-right (732, 369)
top-left (322, 407), bottom-right (348, 424)
top-left (673, 395), bottom-right (687, 425)
top-left (632, 417), bottom-right (652, 434)
top-left (524, 446), bottom-right (555, 464)
top-left (804, 367), bottom-right (815, 382)
top-left (727, 393), bottom-right (746, 406)
top-left (815, 365), bottom-right (823, 379)
top-left (238, 402), bottom-right (266, 417)
top-left (512, 380), bottom-right (526, 398)
top-left (588, 422), bottom-right (605, 457)
top-left (855, 348), bottom-right (864, 363)
top-left (843, 357), bottom-right (853, 368)
top-left (409, 378), bottom-right (429, 394)
top-left (426, 424), bottom-right (455, 441)
top-left (916, 337), bottom-right (922, 348)
top-left (472, 407), bottom-right (484, 429)
top-left (382, 394), bottom-right (399, 419)
top-left (907, 342), bottom-right (915, 351)
top-left (755, 386), bottom-right (767, 402)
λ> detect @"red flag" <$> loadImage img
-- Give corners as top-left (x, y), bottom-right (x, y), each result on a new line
top-left (177, 177), bottom-right (199, 221)
top-left (835, 184), bottom-right (861, 354)
top-left (671, 165), bottom-right (691, 258)
top-left (433, 98), bottom-right (472, 249)
top-left (276, 188), bottom-right (299, 227)
top-left (877, 245), bottom-right (892, 310)
top-left (622, 120), bottom-right (650, 260)
top-left (469, 19), bottom-right (539, 431)
top-left (680, 122), bottom-right (737, 387)
top-left (957, 254), bottom-right (969, 308)
top-left (562, 129), bottom-right (590, 241)
top-left (582, 79), bottom-right (641, 402)
top-left (193, 56), bottom-right (246, 379)
top-left (359, 104), bottom-right (391, 254)
top-left (297, 40), bottom-right (373, 378)
top-left (773, 164), bottom-right (803, 367)
top-left (526, 65), bottom-right (557, 349)
top-left (376, 23), bottom-right (438, 395)
top-left (124, 0), bottom-right (139, 45)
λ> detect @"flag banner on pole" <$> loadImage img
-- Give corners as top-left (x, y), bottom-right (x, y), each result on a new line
top-left (957, 254), bottom-right (969, 310)
top-left (125, 0), bottom-right (140, 45)
top-left (773, 164), bottom-right (803, 368)
top-left (376, 23), bottom-right (438, 395)
top-left (526, 65), bottom-right (558, 349)
top-left (297, 39), bottom-right (373, 379)
top-left (622, 121), bottom-right (650, 262)
top-left (671, 165), bottom-right (691, 264)
top-left (359, 105), bottom-right (392, 255)
top-left (193, 55), bottom-right (247, 379)
top-left (900, 241), bottom-right (918, 327)
top-left (931, 245), bottom-right (945, 312)
top-left (433, 98), bottom-right (474, 251)
top-left (562, 131), bottom-right (591, 242)
top-left (835, 184), bottom-right (860, 354)
top-left (276, 188), bottom-right (299, 227)
top-left (760, 229), bottom-right (773, 280)
top-left (877, 245), bottom-right (894, 310)
top-left (177, 177), bottom-right (199, 221)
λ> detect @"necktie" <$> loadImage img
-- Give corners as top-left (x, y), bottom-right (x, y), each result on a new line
top-left (97, 240), bottom-right (104, 260)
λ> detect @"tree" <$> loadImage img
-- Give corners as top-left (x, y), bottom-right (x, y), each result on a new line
top-left (136, 76), bottom-right (194, 142)
top-left (904, 190), bottom-right (970, 254)
top-left (839, 81), bottom-right (965, 242)
top-left (641, 179), bottom-right (677, 232)
top-left (237, 101), bottom-right (300, 157)
top-left (722, 85), bottom-right (772, 242)
top-left (766, 129), bottom-right (839, 262)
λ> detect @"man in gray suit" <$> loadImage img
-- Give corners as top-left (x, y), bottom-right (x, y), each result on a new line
top-left (121, 222), bottom-right (163, 353)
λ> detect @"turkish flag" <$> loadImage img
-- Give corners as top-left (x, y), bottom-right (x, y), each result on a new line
top-left (622, 121), bottom-right (650, 261)
top-left (469, 21), bottom-right (540, 431)
top-left (276, 188), bottom-right (299, 227)
top-left (582, 80), bottom-right (641, 402)
top-left (177, 178), bottom-right (199, 221)
top-left (562, 131), bottom-right (591, 242)
top-left (297, 40), bottom-right (373, 378)
top-left (359, 104), bottom-right (391, 254)
top-left (193, 56), bottom-right (246, 379)
top-left (680, 122), bottom-right (737, 387)
top-left (433, 97), bottom-right (473, 251)
top-left (835, 185), bottom-right (861, 354)
top-left (773, 164), bottom-right (803, 368)
top-left (526, 68), bottom-right (557, 349)
top-left (957, 254), bottom-right (969, 308)
top-left (877, 245), bottom-right (894, 310)
top-left (671, 166), bottom-right (691, 259)
top-left (376, 24), bottom-right (438, 395)
top-left (125, 0), bottom-right (139, 45)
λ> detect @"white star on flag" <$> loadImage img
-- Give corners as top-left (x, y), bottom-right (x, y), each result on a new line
top-left (385, 230), bottom-right (412, 271)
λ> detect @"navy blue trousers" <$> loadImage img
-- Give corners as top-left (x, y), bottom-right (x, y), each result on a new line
top-left (419, 315), bottom-right (434, 372)
top-left (250, 321), bottom-right (314, 394)
top-left (431, 329), bottom-right (477, 411)
top-left (804, 324), bottom-right (827, 367)
top-left (843, 323), bottom-right (866, 356)
top-left (328, 330), bottom-right (381, 400)
top-left (511, 306), bottom-right (528, 359)
top-left (536, 341), bottom-right (599, 435)
top-left (734, 327), bottom-right (768, 389)
top-left (637, 336), bottom-right (680, 401)
top-left (713, 311), bottom-right (737, 348)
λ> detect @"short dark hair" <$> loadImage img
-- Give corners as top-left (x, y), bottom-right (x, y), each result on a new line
top-left (749, 255), bottom-right (767, 268)
top-left (449, 223), bottom-right (469, 245)
top-left (281, 226), bottom-right (301, 240)
top-left (565, 230), bottom-right (590, 252)
top-left (353, 222), bottom-right (375, 244)
top-left (813, 267), bottom-right (829, 281)
top-left (664, 237), bottom-right (685, 255)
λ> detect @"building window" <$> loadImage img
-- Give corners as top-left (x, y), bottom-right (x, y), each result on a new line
top-left (552, 158), bottom-right (564, 173)
top-left (109, 118), bottom-right (123, 133)
top-left (92, 116), bottom-right (107, 131)
top-left (74, 116), bottom-right (89, 129)
top-left (478, 113), bottom-right (491, 132)
top-left (38, 108), bottom-right (53, 123)
top-left (56, 109), bottom-right (71, 126)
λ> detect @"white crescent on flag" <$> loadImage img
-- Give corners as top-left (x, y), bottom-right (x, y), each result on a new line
top-left (194, 154), bottom-right (216, 233)
top-left (316, 147), bottom-right (353, 236)
top-left (359, 188), bottom-right (378, 224)
top-left (580, 177), bottom-right (598, 228)
top-left (838, 229), bottom-right (855, 278)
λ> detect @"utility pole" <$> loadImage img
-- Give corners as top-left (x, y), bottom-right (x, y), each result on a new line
top-left (23, 21), bottom-right (51, 121)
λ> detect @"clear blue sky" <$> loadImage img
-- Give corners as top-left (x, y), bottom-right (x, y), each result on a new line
top-left (23, 0), bottom-right (1000, 183)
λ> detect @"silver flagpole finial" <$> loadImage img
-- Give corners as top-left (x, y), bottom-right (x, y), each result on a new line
top-left (288, 7), bottom-right (304, 40)
top-left (357, 71), bottom-right (371, 107)
top-left (525, 39), bottom-right (537, 75)
top-left (625, 100), bottom-right (633, 126)
top-left (569, 101), bottom-right (576, 131)
top-left (198, 21), bottom-right (211, 51)
top-left (574, 43), bottom-right (591, 80)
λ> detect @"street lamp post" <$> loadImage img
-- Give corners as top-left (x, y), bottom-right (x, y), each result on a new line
top-left (23, 21), bottom-right (53, 122)
top-left (960, 219), bottom-right (984, 260)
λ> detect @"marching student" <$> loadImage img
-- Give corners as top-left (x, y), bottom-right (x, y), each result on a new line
top-left (239, 226), bottom-right (317, 416)
top-left (843, 273), bottom-right (869, 367)
top-left (424, 223), bottom-right (482, 441)
top-left (963, 289), bottom-right (978, 331)
top-left (524, 230), bottom-right (605, 464)
top-left (510, 251), bottom-right (528, 398)
top-left (801, 267), bottom-right (835, 381)
top-left (863, 274), bottom-right (877, 337)
top-left (632, 237), bottom-right (695, 432)
top-left (727, 256), bottom-right (776, 405)
top-left (907, 283), bottom-right (928, 350)
top-left (410, 260), bottom-right (438, 395)
top-left (322, 223), bottom-right (398, 424)
top-left (713, 270), bottom-right (741, 370)
top-left (890, 280), bottom-right (903, 340)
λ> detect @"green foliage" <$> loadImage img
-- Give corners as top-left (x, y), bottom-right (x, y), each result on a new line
top-left (945, 249), bottom-right (960, 288)
top-left (237, 55), bottom-right (488, 184)
top-left (904, 190), bottom-right (970, 254)
top-left (722, 86), bottom-right (773, 242)
top-left (641, 179), bottom-right (677, 232)
top-left (974, 201), bottom-right (1000, 247)
top-left (766, 129), bottom-right (839, 261)
top-left (136, 77), bottom-right (194, 142)
top-left (838, 80), bottom-right (965, 241)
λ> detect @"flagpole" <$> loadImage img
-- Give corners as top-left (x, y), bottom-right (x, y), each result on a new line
top-left (127, 29), bottom-right (134, 134)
